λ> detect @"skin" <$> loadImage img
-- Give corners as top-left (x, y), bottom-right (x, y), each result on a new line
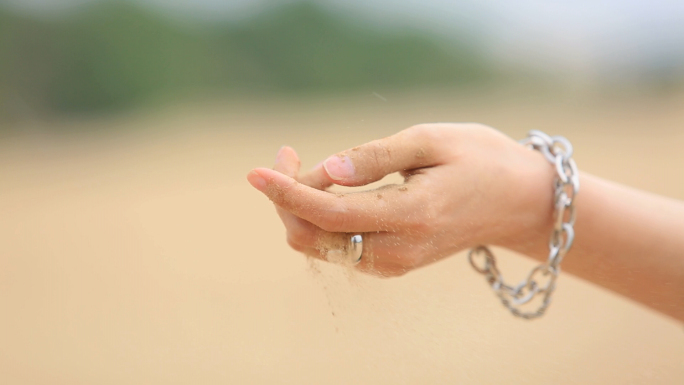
top-left (247, 123), bottom-right (684, 322)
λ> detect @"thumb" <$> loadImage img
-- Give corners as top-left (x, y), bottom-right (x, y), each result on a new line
top-left (312, 127), bottom-right (441, 187)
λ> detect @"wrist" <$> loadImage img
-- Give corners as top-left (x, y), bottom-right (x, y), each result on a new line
top-left (495, 145), bottom-right (557, 261)
top-left (468, 129), bottom-right (581, 319)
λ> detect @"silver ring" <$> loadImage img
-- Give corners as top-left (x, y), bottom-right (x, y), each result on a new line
top-left (349, 234), bottom-right (363, 265)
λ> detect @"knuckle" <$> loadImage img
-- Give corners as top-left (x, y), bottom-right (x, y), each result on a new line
top-left (405, 124), bottom-right (437, 142)
top-left (406, 196), bottom-right (440, 233)
top-left (405, 123), bottom-right (428, 134)
top-left (404, 123), bottom-right (448, 155)
top-left (368, 140), bottom-right (393, 171)
top-left (406, 214), bottom-right (431, 234)
top-left (423, 201), bottom-right (443, 228)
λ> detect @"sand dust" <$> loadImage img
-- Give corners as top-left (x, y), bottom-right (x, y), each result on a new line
top-left (314, 232), bottom-right (349, 262)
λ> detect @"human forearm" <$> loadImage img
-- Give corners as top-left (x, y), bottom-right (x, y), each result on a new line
top-left (512, 173), bottom-right (684, 321)
top-left (249, 124), bottom-right (684, 321)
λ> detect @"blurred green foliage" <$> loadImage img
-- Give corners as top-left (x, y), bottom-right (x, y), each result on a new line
top-left (0, 1), bottom-right (492, 117)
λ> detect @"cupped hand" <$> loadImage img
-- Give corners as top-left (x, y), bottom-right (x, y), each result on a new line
top-left (247, 123), bottom-right (556, 277)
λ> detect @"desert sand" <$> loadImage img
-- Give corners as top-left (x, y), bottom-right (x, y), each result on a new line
top-left (1, 89), bottom-right (683, 384)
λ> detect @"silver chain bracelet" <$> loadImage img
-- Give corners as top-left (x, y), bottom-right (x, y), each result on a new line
top-left (468, 130), bottom-right (579, 319)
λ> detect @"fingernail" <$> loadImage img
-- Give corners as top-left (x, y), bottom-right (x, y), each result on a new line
top-left (323, 155), bottom-right (354, 180)
top-left (247, 170), bottom-right (267, 192)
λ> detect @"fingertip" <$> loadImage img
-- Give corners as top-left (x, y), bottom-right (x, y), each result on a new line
top-left (247, 170), bottom-right (267, 192)
top-left (275, 146), bottom-right (301, 176)
top-left (253, 168), bottom-right (297, 190)
top-left (287, 147), bottom-right (301, 167)
top-left (276, 145), bottom-right (291, 161)
top-left (276, 145), bottom-right (298, 161)
top-left (283, 145), bottom-right (298, 157)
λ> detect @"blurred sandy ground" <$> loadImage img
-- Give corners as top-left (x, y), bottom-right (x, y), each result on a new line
top-left (1, 89), bottom-right (683, 384)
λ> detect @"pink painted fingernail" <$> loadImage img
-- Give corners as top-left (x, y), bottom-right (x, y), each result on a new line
top-left (323, 155), bottom-right (354, 181)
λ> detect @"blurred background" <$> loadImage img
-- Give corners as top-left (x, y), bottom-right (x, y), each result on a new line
top-left (0, 1), bottom-right (683, 384)
top-left (2, 0), bottom-right (684, 119)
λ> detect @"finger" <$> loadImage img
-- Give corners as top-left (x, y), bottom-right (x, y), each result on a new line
top-left (298, 162), bottom-right (334, 190)
top-left (286, 228), bottom-right (430, 278)
top-left (313, 125), bottom-right (443, 187)
top-left (284, 222), bottom-right (377, 268)
top-left (273, 146), bottom-right (333, 191)
top-left (280, 206), bottom-right (324, 249)
top-left (272, 146), bottom-right (309, 230)
top-left (274, 146), bottom-right (300, 178)
top-left (271, 148), bottom-right (340, 260)
top-left (271, 147), bottom-right (386, 265)
top-left (281, 212), bottom-right (353, 263)
top-left (247, 167), bottom-right (424, 232)
top-left (268, 146), bottom-right (432, 276)
top-left (354, 232), bottom-right (435, 277)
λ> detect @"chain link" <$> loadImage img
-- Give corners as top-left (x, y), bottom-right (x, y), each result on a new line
top-left (468, 130), bottom-right (579, 319)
